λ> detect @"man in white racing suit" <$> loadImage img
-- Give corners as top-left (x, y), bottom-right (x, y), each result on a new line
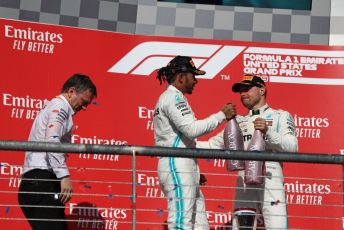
top-left (153, 56), bottom-right (236, 229)
top-left (197, 75), bottom-right (298, 229)
top-left (18, 74), bottom-right (97, 230)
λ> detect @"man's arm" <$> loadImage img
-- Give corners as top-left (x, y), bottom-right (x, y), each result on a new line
top-left (165, 94), bottom-right (235, 139)
top-left (45, 105), bottom-right (70, 178)
top-left (196, 130), bottom-right (225, 149)
top-left (45, 104), bottom-right (72, 203)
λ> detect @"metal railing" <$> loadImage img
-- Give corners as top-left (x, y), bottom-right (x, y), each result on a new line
top-left (0, 140), bottom-right (343, 164)
top-left (0, 140), bottom-right (343, 230)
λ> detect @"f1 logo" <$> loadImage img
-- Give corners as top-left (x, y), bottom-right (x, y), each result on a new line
top-left (108, 41), bottom-right (246, 79)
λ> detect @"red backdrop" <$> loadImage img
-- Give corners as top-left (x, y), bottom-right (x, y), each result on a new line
top-left (0, 18), bottom-right (343, 229)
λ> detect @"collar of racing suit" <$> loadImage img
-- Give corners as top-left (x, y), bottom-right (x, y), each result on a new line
top-left (167, 84), bottom-right (182, 93)
top-left (56, 94), bottom-right (75, 116)
top-left (249, 104), bottom-right (270, 116)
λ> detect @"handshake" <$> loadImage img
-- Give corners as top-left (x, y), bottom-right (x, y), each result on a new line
top-left (221, 103), bottom-right (237, 120)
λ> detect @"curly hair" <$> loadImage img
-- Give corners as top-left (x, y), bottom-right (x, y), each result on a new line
top-left (156, 66), bottom-right (178, 85)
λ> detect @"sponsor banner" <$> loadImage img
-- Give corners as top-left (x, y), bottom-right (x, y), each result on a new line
top-left (67, 201), bottom-right (130, 230)
top-left (0, 18), bottom-right (343, 229)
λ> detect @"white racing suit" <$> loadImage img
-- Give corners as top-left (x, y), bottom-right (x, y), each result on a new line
top-left (197, 104), bottom-right (298, 229)
top-left (153, 85), bottom-right (226, 229)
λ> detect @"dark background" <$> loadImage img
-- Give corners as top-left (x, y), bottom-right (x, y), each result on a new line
top-left (158, 0), bottom-right (313, 10)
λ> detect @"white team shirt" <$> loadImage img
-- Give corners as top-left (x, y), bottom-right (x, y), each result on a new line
top-left (22, 95), bottom-right (74, 178)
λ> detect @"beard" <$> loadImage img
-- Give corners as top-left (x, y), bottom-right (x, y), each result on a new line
top-left (241, 97), bottom-right (258, 110)
top-left (185, 82), bottom-right (195, 94)
top-left (186, 87), bottom-right (194, 94)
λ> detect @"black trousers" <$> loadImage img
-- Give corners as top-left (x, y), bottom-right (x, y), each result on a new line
top-left (18, 169), bottom-right (68, 230)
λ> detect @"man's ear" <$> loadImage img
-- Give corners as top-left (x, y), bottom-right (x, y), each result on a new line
top-left (259, 87), bottom-right (266, 96)
top-left (66, 87), bottom-right (76, 98)
top-left (176, 73), bottom-right (184, 84)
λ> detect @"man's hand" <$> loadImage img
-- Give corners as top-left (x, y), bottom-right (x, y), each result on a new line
top-left (60, 177), bottom-right (73, 204)
top-left (253, 117), bottom-right (268, 134)
top-left (222, 103), bottom-right (237, 120)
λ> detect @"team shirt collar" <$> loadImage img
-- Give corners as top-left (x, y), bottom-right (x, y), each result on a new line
top-left (168, 84), bottom-right (182, 94)
top-left (57, 94), bottom-right (75, 116)
top-left (249, 104), bottom-right (269, 116)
